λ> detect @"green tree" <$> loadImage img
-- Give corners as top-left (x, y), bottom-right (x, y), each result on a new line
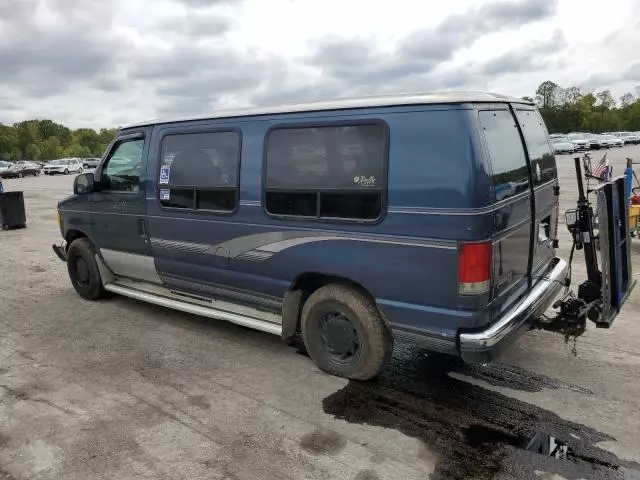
top-left (0, 124), bottom-right (20, 160)
top-left (25, 143), bottom-right (42, 160)
top-left (40, 136), bottom-right (61, 160)
top-left (535, 80), bottom-right (559, 110)
top-left (63, 144), bottom-right (92, 158)
top-left (532, 80), bottom-right (640, 134)
top-left (620, 93), bottom-right (634, 107)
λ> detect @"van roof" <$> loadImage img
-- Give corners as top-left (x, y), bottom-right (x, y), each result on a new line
top-left (124, 91), bottom-right (534, 129)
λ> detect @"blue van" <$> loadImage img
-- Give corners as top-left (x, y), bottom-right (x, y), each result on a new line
top-left (53, 92), bottom-right (568, 380)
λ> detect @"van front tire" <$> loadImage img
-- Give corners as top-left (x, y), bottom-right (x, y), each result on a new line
top-left (66, 238), bottom-right (109, 300)
top-left (301, 285), bottom-right (393, 381)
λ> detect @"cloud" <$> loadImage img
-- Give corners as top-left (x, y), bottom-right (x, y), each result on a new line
top-left (305, 0), bottom-right (559, 92)
top-left (0, 0), bottom-right (130, 100)
top-left (621, 61), bottom-right (640, 82)
top-left (169, 0), bottom-right (242, 7)
top-left (1, 0), bottom-right (638, 129)
top-left (477, 31), bottom-right (566, 76)
top-left (154, 11), bottom-right (234, 37)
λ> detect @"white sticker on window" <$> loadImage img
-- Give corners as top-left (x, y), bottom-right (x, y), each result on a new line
top-left (159, 165), bottom-right (171, 184)
top-left (353, 175), bottom-right (376, 187)
top-left (160, 188), bottom-right (170, 201)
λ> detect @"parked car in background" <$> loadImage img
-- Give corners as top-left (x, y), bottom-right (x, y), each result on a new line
top-left (550, 135), bottom-right (577, 154)
top-left (567, 133), bottom-right (590, 151)
top-left (625, 132), bottom-right (640, 144)
top-left (0, 160), bottom-right (12, 174)
top-left (0, 161), bottom-right (41, 178)
top-left (44, 158), bottom-right (84, 175)
top-left (584, 133), bottom-right (606, 150)
top-left (612, 132), bottom-right (639, 144)
top-left (602, 134), bottom-right (624, 148)
top-left (82, 158), bottom-right (101, 169)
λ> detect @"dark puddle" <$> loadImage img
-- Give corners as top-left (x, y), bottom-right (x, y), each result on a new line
top-left (453, 361), bottom-right (593, 395)
top-left (322, 344), bottom-right (640, 479)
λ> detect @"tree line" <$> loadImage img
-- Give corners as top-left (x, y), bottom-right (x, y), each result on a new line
top-left (2, 81), bottom-right (640, 162)
top-left (0, 120), bottom-right (118, 161)
top-left (526, 81), bottom-right (640, 134)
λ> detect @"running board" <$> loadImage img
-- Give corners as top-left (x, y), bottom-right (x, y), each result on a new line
top-left (104, 278), bottom-right (282, 336)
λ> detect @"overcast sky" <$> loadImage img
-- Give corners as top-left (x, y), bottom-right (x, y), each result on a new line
top-left (1, 0), bottom-right (639, 129)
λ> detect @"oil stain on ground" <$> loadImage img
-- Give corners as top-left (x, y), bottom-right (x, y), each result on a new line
top-left (300, 428), bottom-right (347, 456)
top-left (354, 469), bottom-right (383, 480)
top-left (322, 344), bottom-right (640, 480)
top-left (0, 468), bottom-right (19, 480)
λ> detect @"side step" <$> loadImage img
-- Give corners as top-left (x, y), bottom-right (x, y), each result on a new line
top-left (104, 278), bottom-right (283, 336)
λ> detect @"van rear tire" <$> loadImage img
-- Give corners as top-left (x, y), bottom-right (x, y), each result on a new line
top-left (66, 238), bottom-right (110, 300)
top-left (301, 284), bottom-right (393, 381)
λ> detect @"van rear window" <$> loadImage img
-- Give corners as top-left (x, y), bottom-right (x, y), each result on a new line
top-left (478, 110), bottom-right (530, 202)
top-left (514, 109), bottom-right (557, 185)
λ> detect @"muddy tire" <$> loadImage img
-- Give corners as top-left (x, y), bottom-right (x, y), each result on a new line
top-left (301, 284), bottom-right (393, 381)
top-left (66, 237), bottom-right (109, 300)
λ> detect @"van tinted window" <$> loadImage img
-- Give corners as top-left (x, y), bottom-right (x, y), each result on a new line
top-left (264, 124), bottom-right (386, 220)
top-left (478, 110), bottom-right (530, 201)
top-left (515, 109), bottom-right (556, 185)
top-left (159, 131), bottom-right (239, 212)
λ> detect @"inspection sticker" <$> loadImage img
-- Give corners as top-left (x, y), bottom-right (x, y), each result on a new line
top-left (160, 188), bottom-right (170, 201)
top-left (159, 165), bottom-right (171, 184)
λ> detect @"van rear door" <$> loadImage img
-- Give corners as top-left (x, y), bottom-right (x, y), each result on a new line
top-left (477, 108), bottom-right (532, 300)
top-left (512, 107), bottom-right (559, 279)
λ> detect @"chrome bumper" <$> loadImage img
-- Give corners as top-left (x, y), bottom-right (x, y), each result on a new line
top-left (458, 257), bottom-right (568, 362)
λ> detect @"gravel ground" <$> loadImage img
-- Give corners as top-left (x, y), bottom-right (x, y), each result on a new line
top-left (0, 146), bottom-right (639, 480)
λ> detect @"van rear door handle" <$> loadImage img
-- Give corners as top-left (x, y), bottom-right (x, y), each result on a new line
top-left (138, 218), bottom-right (148, 239)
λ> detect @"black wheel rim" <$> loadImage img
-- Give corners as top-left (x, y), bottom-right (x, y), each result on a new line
top-left (74, 256), bottom-right (90, 288)
top-left (320, 311), bottom-right (361, 365)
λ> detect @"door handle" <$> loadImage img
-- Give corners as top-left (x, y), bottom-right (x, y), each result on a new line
top-left (138, 219), bottom-right (148, 239)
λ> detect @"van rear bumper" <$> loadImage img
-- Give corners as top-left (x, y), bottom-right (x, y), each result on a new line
top-left (458, 257), bottom-right (568, 363)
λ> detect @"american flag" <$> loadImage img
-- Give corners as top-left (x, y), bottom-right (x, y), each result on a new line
top-left (592, 153), bottom-right (609, 179)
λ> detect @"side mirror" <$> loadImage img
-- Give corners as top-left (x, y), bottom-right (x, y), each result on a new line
top-left (74, 173), bottom-right (95, 195)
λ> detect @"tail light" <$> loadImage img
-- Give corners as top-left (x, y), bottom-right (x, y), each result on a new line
top-left (458, 241), bottom-right (492, 295)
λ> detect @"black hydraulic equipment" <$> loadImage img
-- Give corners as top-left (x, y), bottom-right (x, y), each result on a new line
top-left (537, 157), bottom-right (635, 339)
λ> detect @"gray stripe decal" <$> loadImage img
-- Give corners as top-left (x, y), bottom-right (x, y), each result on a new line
top-left (207, 231), bottom-right (314, 257)
top-left (151, 238), bottom-right (209, 254)
top-left (150, 231), bottom-right (456, 263)
top-left (236, 251), bottom-right (275, 262)
top-left (213, 232), bottom-right (455, 259)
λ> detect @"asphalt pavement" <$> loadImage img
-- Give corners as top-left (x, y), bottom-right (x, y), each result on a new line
top-left (1, 147), bottom-right (639, 480)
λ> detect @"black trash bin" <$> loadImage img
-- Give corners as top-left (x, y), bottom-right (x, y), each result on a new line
top-left (0, 191), bottom-right (27, 230)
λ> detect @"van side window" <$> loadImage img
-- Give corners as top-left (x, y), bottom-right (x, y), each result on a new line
top-left (264, 124), bottom-right (386, 220)
top-left (478, 110), bottom-right (530, 201)
top-left (515, 109), bottom-right (556, 185)
top-left (159, 131), bottom-right (240, 212)
top-left (102, 138), bottom-right (145, 193)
